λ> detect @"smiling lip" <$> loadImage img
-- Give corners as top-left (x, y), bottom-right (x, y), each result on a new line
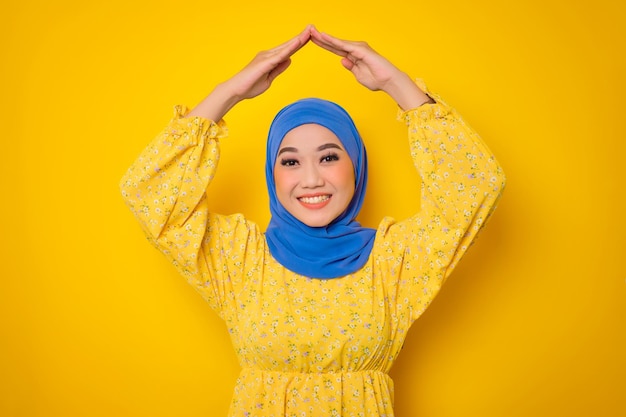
top-left (298, 194), bottom-right (331, 209)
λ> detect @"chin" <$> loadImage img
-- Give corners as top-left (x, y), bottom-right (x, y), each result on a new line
top-left (297, 215), bottom-right (336, 228)
top-left (301, 219), bottom-right (331, 228)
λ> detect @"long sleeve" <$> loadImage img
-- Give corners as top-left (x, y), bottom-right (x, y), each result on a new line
top-left (375, 81), bottom-right (506, 323)
top-left (119, 106), bottom-right (264, 316)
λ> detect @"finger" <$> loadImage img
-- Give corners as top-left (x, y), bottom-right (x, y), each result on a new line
top-left (310, 35), bottom-right (349, 57)
top-left (311, 29), bottom-right (358, 58)
top-left (268, 37), bottom-right (300, 56)
top-left (310, 27), bottom-right (341, 50)
top-left (310, 36), bottom-right (347, 57)
top-left (287, 24), bottom-right (313, 54)
top-left (269, 25), bottom-right (311, 55)
top-left (317, 30), bottom-right (355, 54)
top-left (263, 38), bottom-right (305, 69)
top-left (318, 31), bottom-right (376, 64)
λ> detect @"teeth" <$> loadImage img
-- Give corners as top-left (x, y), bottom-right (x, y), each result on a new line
top-left (299, 195), bottom-right (330, 204)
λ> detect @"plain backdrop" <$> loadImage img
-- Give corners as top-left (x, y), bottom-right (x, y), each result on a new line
top-left (1, 1), bottom-right (624, 416)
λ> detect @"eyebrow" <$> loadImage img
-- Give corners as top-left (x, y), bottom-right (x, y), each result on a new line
top-left (277, 143), bottom-right (343, 156)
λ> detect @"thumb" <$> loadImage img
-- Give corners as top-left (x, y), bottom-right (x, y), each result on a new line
top-left (341, 57), bottom-right (355, 70)
top-left (268, 59), bottom-right (292, 83)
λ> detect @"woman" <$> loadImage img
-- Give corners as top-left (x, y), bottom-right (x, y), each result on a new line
top-left (120, 25), bottom-right (505, 417)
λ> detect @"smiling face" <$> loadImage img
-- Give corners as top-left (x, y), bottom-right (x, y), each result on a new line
top-left (273, 123), bottom-right (356, 228)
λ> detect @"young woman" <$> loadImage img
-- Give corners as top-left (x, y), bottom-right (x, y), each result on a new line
top-left (120, 25), bottom-right (505, 417)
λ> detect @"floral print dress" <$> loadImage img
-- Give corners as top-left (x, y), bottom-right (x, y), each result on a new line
top-left (120, 82), bottom-right (506, 417)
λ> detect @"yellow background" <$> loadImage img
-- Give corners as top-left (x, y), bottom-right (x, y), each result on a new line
top-left (1, 0), bottom-right (624, 416)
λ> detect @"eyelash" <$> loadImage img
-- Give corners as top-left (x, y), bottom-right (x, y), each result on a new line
top-left (279, 153), bottom-right (340, 167)
top-left (321, 152), bottom-right (339, 163)
top-left (280, 158), bottom-right (298, 167)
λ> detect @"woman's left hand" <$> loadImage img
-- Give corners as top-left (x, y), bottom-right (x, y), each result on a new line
top-left (310, 26), bottom-right (433, 110)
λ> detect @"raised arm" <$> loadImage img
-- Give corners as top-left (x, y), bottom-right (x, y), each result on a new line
top-left (120, 27), bottom-right (313, 311)
top-left (311, 28), bottom-right (505, 318)
top-left (312, 26), bottom-right (505, 259)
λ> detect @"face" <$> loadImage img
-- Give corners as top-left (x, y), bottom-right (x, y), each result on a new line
top-left (273, 123), bottom-right (356, 228)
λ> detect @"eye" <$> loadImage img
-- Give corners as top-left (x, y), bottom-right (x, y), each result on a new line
top-left (321, 152), bottom-right (339, 163)
top-left (280, 158), bottom-right (299, 167)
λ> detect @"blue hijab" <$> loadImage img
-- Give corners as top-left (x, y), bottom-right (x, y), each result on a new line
top-left (265, 98), bottom-right (376, 279)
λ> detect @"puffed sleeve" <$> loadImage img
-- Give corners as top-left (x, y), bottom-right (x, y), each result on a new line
top-left (375, 80), bottom-right (506, 323)
top-left (119, 106), bottom-right (265, 317)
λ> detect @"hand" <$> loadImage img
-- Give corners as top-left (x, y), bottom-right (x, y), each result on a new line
top-left (224, 25), bottom-right (312, 101)
top-left (188, 26), bottom-right (312, 120)
top-left (310, 26), bottom-right (434, 110)
top-left (310, 26), bottom-right (400, 92)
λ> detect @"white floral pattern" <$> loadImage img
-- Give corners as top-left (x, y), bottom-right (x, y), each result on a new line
top-left (120, 82), bottom-right (505, 416)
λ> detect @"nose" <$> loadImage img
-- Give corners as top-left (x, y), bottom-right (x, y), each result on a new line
top-left (301, 163), bottom-right (324, 188)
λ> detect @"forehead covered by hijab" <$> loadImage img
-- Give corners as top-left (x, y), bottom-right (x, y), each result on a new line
top-left (266, 98), bottom-right (364, 173)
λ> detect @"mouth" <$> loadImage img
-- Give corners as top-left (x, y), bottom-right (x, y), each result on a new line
top-left (298, 194), bottom-right (330, 204)
top-left (297, 194), bottom-right (332, 208)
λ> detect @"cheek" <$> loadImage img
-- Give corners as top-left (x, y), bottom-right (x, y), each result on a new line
top-left (273, 169), bottom-right (293, 197)
top-left (338, 163), bottom-right (356, 194)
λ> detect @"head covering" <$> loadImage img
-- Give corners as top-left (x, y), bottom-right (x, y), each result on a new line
top-left (265, 98), bottom-right (376, 279)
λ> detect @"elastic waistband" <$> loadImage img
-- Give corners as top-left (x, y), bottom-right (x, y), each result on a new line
top-left (241, 368), bottom-right (388, 376)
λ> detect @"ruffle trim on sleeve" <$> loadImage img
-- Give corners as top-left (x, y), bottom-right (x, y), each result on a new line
top-left (169, 105), bottom-right (229, 140)
top-left (397, 78), bottom-right (452, 125)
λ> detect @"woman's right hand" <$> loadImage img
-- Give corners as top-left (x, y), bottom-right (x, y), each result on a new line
top-left (225, 25), bottom-right (312, 100)
top-left (187, 26), bottom-right (312, 121)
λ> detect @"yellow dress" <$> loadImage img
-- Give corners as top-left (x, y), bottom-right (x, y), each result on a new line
top-left (120, 84), bottom-right (505, 417)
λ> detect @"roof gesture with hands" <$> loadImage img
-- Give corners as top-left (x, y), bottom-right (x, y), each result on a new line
top-left (187, 25), bottom-right (433, 122)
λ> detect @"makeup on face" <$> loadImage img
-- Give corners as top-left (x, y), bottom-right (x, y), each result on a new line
top-left (273, 124), bottom-right (355, 227)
